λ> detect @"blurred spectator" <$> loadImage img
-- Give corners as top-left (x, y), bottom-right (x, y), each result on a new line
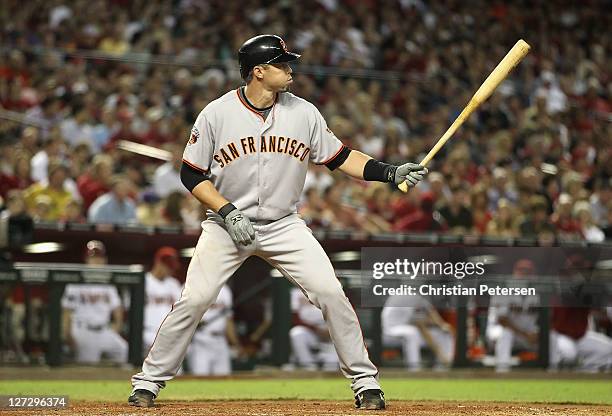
top-left (140, 107), bottom-right (172, 145)
top-left (23, 162), bottom-right (73, 221)
top-left (394, 192), bottom-right (443, 232)
top-left (99, 26), bottom-right (130, 56)
top-left (517, 167), bottom-right (546, 208)
top-left (438, 186), bottom-right (472, 234)
top-left (88, 176), bottom-right (137, 225)
top-left (180, 196), bottom-right (204, 229)
top-left (425, 172), bottom-right (451, 207)
top-left (573, 201), bottom-right (605, 243)
top-left (542, 175), bottom-right (561, 211)
top-left (589, 179), bottom-right (610, 227)
top-left (562, 172), bottom-right (587, 202)
top-left (77, 154), bottom-right (114, 211)
top-left (487, 168), bottom-right (518, 212)
top-left (0, 152), bottom-right (33, 199)
top-left (30, 133), bottom-right (64, 183)
top-left (470, 184), bottom-right (491, 235)
top-left (60, 103), bottom-right (95, 149)
top-left (61, 240), bottom-right (128, 364)
top-left (321, 182), bottom-right (364, 231)
top-left (534, 71), bottom-right (567, 115)
top-left (105, 74), bottom-right (138, 111)
top-left (15, 126), bottom-right (40, 157)
top-left (59, 200), bottom-right (86, 223)
top-left (299, 187), bottom-right (331, 228)
top-left (25, 97), bottom-right (64, 138)
top-left (551, 193), bottom-right (581, 239)
top-left (486, 199), bottom-right (519, 238)
top-left (105, 108), bottom-right (139, 150)
top-left (91, 108), bottom-right (117, 152)
top-left (303, 164), bottom-right (334, 195)
top-left (521, 93), bottom-right (548, 132)
top-left (1, 190), bottom-right (26, 220)
top-left (67, 143), bottom-right (92, 185)
top-left (136, 191), bottom-right (164, 227)
top-left (364, 183), bottom-right (394, 230)
top-left (153, 143), bottom-right (187, 198)
top-left (160, 191), bottom-right (187, 226)
top-left (519, 196), bottom-right (555, 239)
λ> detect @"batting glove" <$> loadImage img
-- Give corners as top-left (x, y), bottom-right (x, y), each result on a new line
top-left (394, 163), bottom-right (428, 187)
top-left (224, 209), bottom-right (256, 246)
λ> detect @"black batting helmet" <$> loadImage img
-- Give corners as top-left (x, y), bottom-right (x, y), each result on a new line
top-left (238, 34), bottom-right (300, 81)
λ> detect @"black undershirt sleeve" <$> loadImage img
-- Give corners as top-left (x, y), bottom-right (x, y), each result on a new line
top-left (180, 161), bottom-right (210, 192)
top-left (325, 146), bottom-right (352, 171)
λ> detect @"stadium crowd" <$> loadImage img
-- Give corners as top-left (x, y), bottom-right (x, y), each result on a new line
top-left (0, 0), bottom-right (610, 242)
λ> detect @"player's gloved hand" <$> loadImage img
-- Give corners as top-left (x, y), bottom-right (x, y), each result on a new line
top-left (224, 208), bottom-right (256, 246)
top-left (394, 163), bottom-right (428, 187)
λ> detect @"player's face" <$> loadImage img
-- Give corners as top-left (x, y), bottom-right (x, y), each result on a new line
top-left (261, 63), bottom-right (293, 92)
top-left (158, 261), bottom-right (171, 276)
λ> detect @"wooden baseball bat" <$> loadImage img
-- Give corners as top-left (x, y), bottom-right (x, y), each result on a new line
top-left (117, 140), bottom-right (172, 161)
top-left (399, 39), bottom-right (531, 192)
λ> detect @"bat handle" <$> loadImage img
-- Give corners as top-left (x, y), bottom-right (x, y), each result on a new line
top-left (419, 154), bottom-right (434, 168)
top-left (397, 154), bottom-right (432, 192)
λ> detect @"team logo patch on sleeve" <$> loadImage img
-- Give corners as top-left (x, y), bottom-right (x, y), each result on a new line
top-left (188, 126), bottom-right (199, 145)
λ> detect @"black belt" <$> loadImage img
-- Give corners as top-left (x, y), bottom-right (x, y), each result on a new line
top-left (198, 330), bottom-right (225, 337)
top-left (78, 323), bottom-right (106, 331)
top-left (251, 219), bottom-right (275, 225)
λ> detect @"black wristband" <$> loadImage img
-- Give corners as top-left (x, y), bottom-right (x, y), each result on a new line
top-left (218, 203), bottom-right (237, 219)
top-left (363, 159), bottom-right (397, 183)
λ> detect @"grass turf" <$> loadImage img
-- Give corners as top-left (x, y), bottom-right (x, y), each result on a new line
top-left (0, 379), bottom-right (610, 405)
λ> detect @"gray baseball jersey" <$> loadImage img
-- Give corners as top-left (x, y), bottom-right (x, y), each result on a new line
top-left (182, 89), bottom-right (345, 221)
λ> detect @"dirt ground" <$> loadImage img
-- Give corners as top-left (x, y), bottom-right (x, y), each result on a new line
top-left (3, 401), bottom-right (612, 416)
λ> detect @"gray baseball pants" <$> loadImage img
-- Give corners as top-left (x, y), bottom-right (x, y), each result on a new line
top-left (131, 214), bottom-right (380, 396)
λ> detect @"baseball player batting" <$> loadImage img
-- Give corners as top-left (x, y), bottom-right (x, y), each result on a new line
top-left (129, 34), bottom-right (428, 410)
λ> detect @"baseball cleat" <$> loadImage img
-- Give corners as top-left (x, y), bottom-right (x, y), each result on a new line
top-left (128, 389), bottom-right (155, 407)
top-left (355, 389), bottom-right (385, 410)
